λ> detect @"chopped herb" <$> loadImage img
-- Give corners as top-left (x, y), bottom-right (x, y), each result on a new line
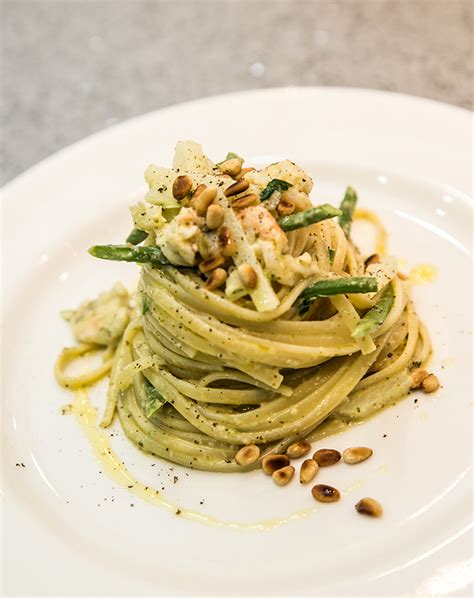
top-left (144, 378), bottom-right (166, 418)
top-left (260, 178), bottom-right (292, 201)
top-left (216, 151), bottom-right (243, 165)
top-left (327, 248), bottom-right (335, 264)
top-left (142, 295), bottom-right (150, 315)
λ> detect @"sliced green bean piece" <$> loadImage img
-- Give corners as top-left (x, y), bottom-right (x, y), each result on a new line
top-left (278, 204), bottom-right (341, 231)
top-left (300, 277), bottom-right (378, 301)
top-left (89, 244), bottom-right (171, 266)
top-left (338, 186), bottom-right (358, 237)
top-left (352, 284), bottom-right (394, 339)
top-left (126, 228), bottom-right (148, 245)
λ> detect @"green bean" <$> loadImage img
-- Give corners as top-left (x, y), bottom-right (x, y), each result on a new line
top-left (126, 228), bottom-right (148, 245)
top-left (352, 284), bottom-right (394, 339)
top-left (299, 276), bottom-right (378, 315)
top-left (88, 244), bottom-right (171, 266)
top-left (338, 186), bottom-right (358, 236)
top-left (278, 204), bottom-right (342, 231)
top-left (300, 277), bottom-right (378, 301)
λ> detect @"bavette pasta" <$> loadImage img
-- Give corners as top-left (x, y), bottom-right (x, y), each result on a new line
top-left (55, 141), bottom-right (432, 472)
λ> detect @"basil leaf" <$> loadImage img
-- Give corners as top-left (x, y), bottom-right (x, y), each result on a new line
top-left (144, 379), bottom-right (165, 418)
top-left (260, 179), bottom-right (292, 202)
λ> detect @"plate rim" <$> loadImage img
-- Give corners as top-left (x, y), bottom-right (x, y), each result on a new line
top-left (2, 85), bottom-right (472, 196)
top-left (2, 85), bottom-right (473, 596)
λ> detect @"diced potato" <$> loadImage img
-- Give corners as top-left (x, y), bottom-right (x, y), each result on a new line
top-left (172, 140), bottom-right (215, 175)
top-left (130, 202), bottom-right (165, 232)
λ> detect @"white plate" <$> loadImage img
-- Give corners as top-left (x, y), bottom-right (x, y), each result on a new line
top-left (2, 88), bottom-right (473, 596)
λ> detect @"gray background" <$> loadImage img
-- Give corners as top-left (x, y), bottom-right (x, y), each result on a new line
top-left (2, 0), bottom-right (472, 185)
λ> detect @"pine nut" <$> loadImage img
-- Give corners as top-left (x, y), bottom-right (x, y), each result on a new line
top-left (277, 201), bottom-right (295, 216)
top-left (198, 234), bottom-right (216, 260)
top-left (217, 226), bottom-right (236, 257)
top-left (410, 368), bottom-right (429, 389)
top-left (300, 459), bottom-right (319, 484)
top-left (272, 465), bottom-right (295, 486)
top-left (343, 447), bottom-right (373, 465)
top-left (224, 179), bottom-right (249, 197)
top-left (422, 373), bottom-right (440, 393)
top-left (355, 497), bottom-right (383, 517)
top-left (235, 167), bottom-right (255, 180)
top-left (237, 263), bottom-right (257, 289)
top-left (261, 454), bottom-right (290, 475)
top-left (206, 204), bottom-right (225, 230)
top-left (397, 271), bottom-right (409, 280)
top-left (191, 186), bottom-right (217, 216)
top-left (364, 254), bottom-right (380, 268)
top-left (219, 158), bottom-right (242, 176)
top-left (205, 268), bottom-right (227, 290)
top-left (286, 440), bottom-right (311, 459)
top-left (312, 484), bottom-right (340, 503)
top-left (199, 255), bottom-right (225, 273)
top-left (192, 183), bottom-right (207, 199)
top-left (172, 175), bottom-right (193, 200)
top-left (313, 448), bottom-right (341, 467)
top-left (231, 193), bottom-right (258, 209)
top-left (235, 444), bottom-right (260, 466)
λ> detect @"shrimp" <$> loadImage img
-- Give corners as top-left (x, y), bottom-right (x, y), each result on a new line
top-left (237, 205), bottom-right (319, 286)
top-left (237, 205), bottom-right (287, 252)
